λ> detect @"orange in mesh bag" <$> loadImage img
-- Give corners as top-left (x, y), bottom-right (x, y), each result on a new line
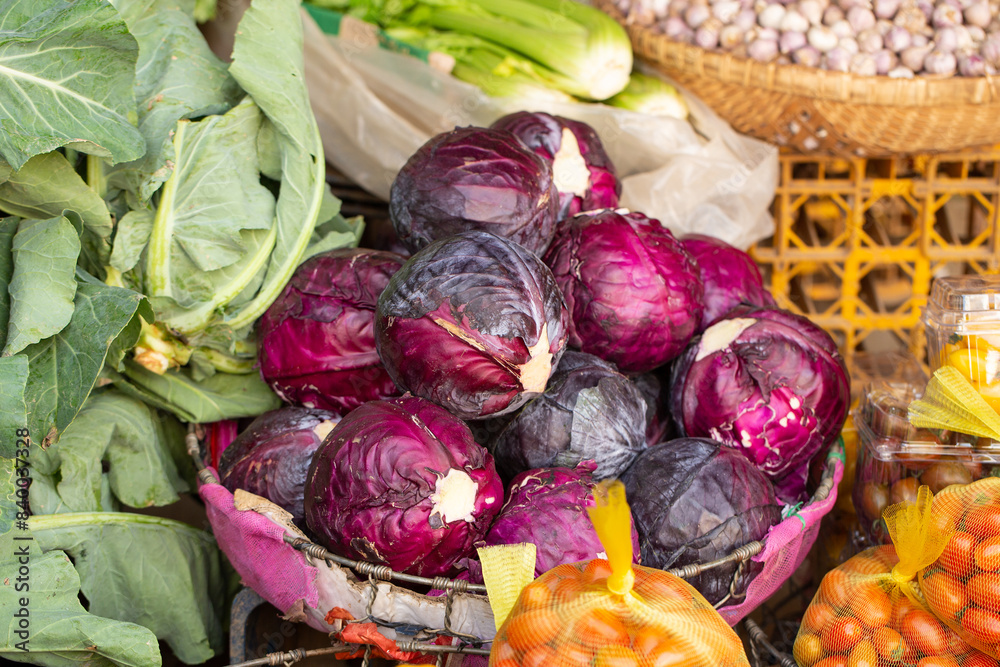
top-left (919, 477), bottom-right (1000, 660)
top-left (794, 486), bottom-right (998, 667)
top-left (488, 481), bottom-right (750, 667)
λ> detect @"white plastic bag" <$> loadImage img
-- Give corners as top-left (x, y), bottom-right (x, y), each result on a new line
top-left (301, 10), bottom-right (778, 250)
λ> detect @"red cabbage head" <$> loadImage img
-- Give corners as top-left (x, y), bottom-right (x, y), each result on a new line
top-left (668, 305), bottom-right (850, 503)
top-left (389, 127), bottom-right (559, 255)
top-left (303, 396), bottom-right (504, 577)
top-left (375, 231), bottom-right (569, 420)
top-left (258, 248), bottom-right (405, 412)
top-left (543, 209), bottom-right (704, 374)
top-left (490, 111), bottom-right (620, 221)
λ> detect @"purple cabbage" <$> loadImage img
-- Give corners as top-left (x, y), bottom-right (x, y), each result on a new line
top-left (389, 127), bottom-right (560, 256)
top-left (633, 368), bottom-right (677, 447)
top-left (303, 396), bottom-right (504, 577)
top-left (490, 350), bottom-right (646, 480)
top-left (461, 462), bottom-right (641, 582)
top-left (669, 305), bottom-right (850, 503)
top-left (543, 210), bottom-right (704, 374)
top-left (375, 231), bottom-right (569, 420)
top-left (219, 407), bottom-right (340, 524)
top-left (680, 233), bottom-right (775, 332)
top-left (490, 112), bottom-right (620, 221)
top-left (258, 248), bottom-right (405, 412)
top-left (621, 437), bottom-right (783, 606)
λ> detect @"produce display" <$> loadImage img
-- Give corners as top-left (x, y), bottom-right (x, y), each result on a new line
top-left (616, 0), bottom-right (1000, 77)
top-left (490, 482), bottom-right (751, 667)
top-left (490, 351), bottom-right (648, 481)
top-left (2, 0), bottom-right (862, 661)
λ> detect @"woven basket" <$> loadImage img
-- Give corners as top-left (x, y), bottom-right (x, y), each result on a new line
top-left (595, 0), bottom-right (1000, 156)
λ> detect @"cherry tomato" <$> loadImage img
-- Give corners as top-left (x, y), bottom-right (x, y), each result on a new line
top-left (842, 556), bottom-right (889, 576)
top-left (942, 531), bottom-right (979, 578)
top-left (923, 570), bottom-right (970, 619)
top-left (639, 572), bottom-right (690, 604)
top-left (503, 608), bottom-right (562, 652)
top-left (968, 573), bottom-right (1000, 610)
top-left (965, 506), bottom-right (1000, 539)
top-left (977, 537), bottom-right (1000, 572)
top-left (871, 626), bottom-right (905, 661)
top-left (492, 642), bottom-right (517, 662)
top-left (847, 639), bottom-right (877, 667)
top-left (818, 569), bottom-right (853, 610)
top-left (848, 584), bottom-right (892, 628)
top-left (519, 581), bottom-right (552, 610)
top-left (822, 617), bottom-right (865, 654)
top-left (582, 559), bottom-right (613, 584)
top-left (814, 657), bottom-right (849, 667)
top-left (901, 610), bottom-right (950, 656)
top-left (803, 602), bottom-right (838, 635)
top-left (891, 477), bottom-right (921, 505)
top-left (572, 608), bottom-right (630, 648)
top-left (961, 606), bottom-right (1000, 646)
top-left (794, 633), bottom-right (824, 666)
top-left (521, 644), bottom-right (557, 667)
top-left (593, 645), bottom-right (641, 667)
top-left (917, 657), bottom-right (961, 667)
top-left (561, 639), bottom-right (597, 665)
top-left (891, 595), bottom-right (919, 631)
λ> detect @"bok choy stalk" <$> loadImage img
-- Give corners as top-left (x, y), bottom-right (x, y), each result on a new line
top-left (313, 0), bottom-right (633, 100)
top-left (606, 72), bottom-right (689, 120)
top-left (385, 26), bottom-right (577, 103)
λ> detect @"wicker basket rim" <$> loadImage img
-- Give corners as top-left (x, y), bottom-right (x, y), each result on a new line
top-left (597, 0), bottom-right (1000, 107)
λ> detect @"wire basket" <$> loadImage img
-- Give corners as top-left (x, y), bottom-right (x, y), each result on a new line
top-left (189, 431), bottom-right (842, 666)
top-left (595, 0), bottom-right (1000, 157)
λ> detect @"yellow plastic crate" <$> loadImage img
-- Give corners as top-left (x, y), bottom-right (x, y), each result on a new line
top-left (750, 146), bottom-right (1000, 374)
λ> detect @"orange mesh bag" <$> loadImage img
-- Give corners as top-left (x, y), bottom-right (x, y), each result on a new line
top-left (919, 477), bottom-right (1000, 661)
top-left (488, 481), bottom-right (750, 667)
top-left (794, 486), bottom-right (996, 667)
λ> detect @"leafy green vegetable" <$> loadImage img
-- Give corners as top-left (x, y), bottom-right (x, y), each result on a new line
top-left (109, 210), bottom-right (154, 274)
top-left (111, 358), bottom-right (281, 423)
top-left (0, 531), bottom-right (162, 666)
top-left (0, 356), bottom-right (28, 459)
top-left (107, 0), bottom-right (242, 202)
top-left (0, 215), bottom-right (17, 348)
top-left (29, 390), bottom-right (188, 514)
top-left (145, 97), bottom-right (276, 314)
top-left (2, 216), bottom-right (80, 356)
top-left (0, 0), bottom-right (145, 170)
top-left (0, 458), bottom-right (17, 535)
top-left (0, 152), bottom-right (114, 274)
top-left (22, 272), bottom-right (151, 447)
top-left (28, 512), bottom-right (226, 665)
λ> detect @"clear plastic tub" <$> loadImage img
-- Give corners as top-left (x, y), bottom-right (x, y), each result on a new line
top-left (923, 276), bottom-right (1000, 412)
top-left (852, 361), bottom-right (1000, 545)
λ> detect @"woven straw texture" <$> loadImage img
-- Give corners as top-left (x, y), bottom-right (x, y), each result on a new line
top-left (596, 0), bottom-right (1000, 156)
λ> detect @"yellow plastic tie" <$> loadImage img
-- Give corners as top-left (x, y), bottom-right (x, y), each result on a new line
top-left (477, 543), bottom-right (536, 632)
top-left (587, 481), bottom-right (635, 596)
top-left (884, 485), bottom-right (954, 584)
top-left (908, 366), bottom-right (1000, 440)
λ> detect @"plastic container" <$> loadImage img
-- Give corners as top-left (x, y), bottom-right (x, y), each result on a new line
top-left (923, 275), bottom-right (1000, 412)
top-left (853, 365), bottom-right (1000, 545)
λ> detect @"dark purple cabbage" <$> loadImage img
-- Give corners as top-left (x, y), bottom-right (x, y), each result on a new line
top-left (389, 127), bottom-right (560, 256)
top-left (375, 231), bottom-right (569, 420)
top-left (621, 437), bottom-right (783, 606)
top-left (543, 210), bottom-right (704, 374)
top-left (680, 233), bottom-right (775, 332)
top-left (490, 351), bottom-right (646, 480)
top-left (219, 407), bottom-right (340, 524)
top-left (490, 111), bottom-right (620, 221)
top-left (462, 462), bottom-right (641, 582)
top-left (304, 397), bottom-right (504, 577)
top-left (257, 248), bottom-right (405, 412)
top-left (669, 305), bottom-right (850, 503)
